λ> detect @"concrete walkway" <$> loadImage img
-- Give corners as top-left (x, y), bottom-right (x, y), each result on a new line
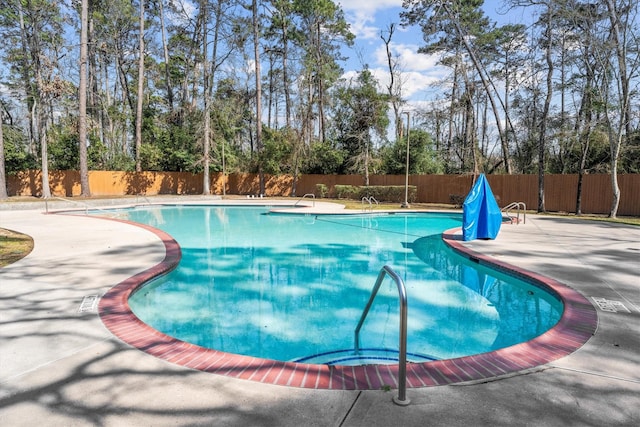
top-left (1, 197), bottom-right (638, 426)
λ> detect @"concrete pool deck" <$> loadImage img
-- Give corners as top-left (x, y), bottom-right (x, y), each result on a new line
top-left (1, 196), bottom-right (639, 426)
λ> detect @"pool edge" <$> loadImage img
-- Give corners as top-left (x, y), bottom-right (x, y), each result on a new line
top-left (98, 219), bottom-right (598, 390)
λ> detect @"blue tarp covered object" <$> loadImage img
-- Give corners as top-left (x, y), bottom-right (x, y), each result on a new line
top-left (462, 174), bottom-right (502, 241)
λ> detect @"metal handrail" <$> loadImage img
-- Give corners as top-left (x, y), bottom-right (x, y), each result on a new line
top-left (44, 196), bottom-right (124, 217)
top-left (136, 194), bottom-right (152, 206)
top-left (354, 265), bottom-right (410, 406)
top-left (44, 196), bottom-right (110, 214)
top-left (361, 196), bottom-right (378, 212)
top-left (294, 193), bottom-right (315, 207)
top-left (502, 201), bottom-right (526, 224)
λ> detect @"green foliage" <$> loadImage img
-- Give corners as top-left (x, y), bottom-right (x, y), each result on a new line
top-left (333, 68), bottom-right (390, 174)
top-left (334, 184), bottom-right (417, 203)
top-left (106, 152), bottom-right (136, 172)
top-left (380, 129), bottom-right (444, 174)
top-left (139, 143), bottom-right (164, 171)
top-left (1, 0), bottom-right (637, 187)
top-left (87, 137), bottom-right (108, 170)
top-left (620, 131), bottom-right (640, 173)
top-left (2, 126), bottom-right (37, 173)
top-left (158, 128), bottom-right (198, 172)
top-left (402, 0), bottom-right (490, 55)
top-left (260, 127), bottom-right (294, 174)
top-left (48, 124), bottom-right (79, 170)
top-left (303, 140), bottom-right (345, 174)
top-left (362, 185), bottom-right (417, 203)
top-left (315, 183), bottom-right (328, 198)
top-left (153, 110), bottom-right (201, 173)
top-left (334, 184), bottom-right (359, 199)
top-left (548, 129), bottom-right (611, 173)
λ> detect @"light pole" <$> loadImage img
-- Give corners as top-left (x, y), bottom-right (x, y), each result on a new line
top-left (401, 111), bottom-right (410, 208)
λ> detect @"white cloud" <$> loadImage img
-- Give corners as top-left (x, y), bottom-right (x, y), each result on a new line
top-left (373, 42), bottom-right (442, 72)
top-left (371, 67), bottom-right (443, 99)
top-left (338, 0), bottom-right (404, 40)
top-left (338, 0), bottom-right (402, 15)
top-left (371, 42), bottom-right (448, 96)
top-left (168, 0), bottom-right (197, 26)
top-left (341, 64), bottom-right (444, 101)
top-left (337, 1), bottom-right (450, 102)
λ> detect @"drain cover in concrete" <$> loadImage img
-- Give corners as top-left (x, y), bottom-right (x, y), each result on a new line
top-left (78, 295), bottom-right (99, 313)
top-left (592, 297), bottom-right (631, 313)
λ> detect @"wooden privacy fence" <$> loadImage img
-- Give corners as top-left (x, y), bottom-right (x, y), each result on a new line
top-left (6, 170), bottom-right (640, 216)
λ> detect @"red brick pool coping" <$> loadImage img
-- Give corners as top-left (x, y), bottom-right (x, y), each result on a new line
top-left (98, 220), bottom-right (598, 390)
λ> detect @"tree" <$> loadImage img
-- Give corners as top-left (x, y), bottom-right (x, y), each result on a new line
top-left (158, 0), bottom-right (174, 112)
top-left (264, 0), bottom-right (296, 129)
top-left (603, 0), bottom-right (637, 218)
top-left (381, 23), bottom-right (404, 141)
top-left (135, 0), bottom-right (145, 172)
top-left (201, 0), bottom-right (212, 194)
top-left (483, 23), bottom-right (527, 166)
top-left (13, 0), bottom-right (66, 198)
top-left (402, 0), bottom-right (513, 174)
top-left (532, 3), bottom-right (556, 213)
top-left (0, 106), bottom-right (7, 199)
top-left (78, 0), bottom-right (90, 196)
top-left (302, 140), bottom-right (345, 174)
top-left (294, 0), bottom-right (354, 143)
top-left (334, 68), bottom-right (390, 184)
top-left (252, 0), bottom-right (265, 195)
top-left (381, 128), bottom-right (443, 175)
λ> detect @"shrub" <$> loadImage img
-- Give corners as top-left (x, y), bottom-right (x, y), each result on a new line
top-left (334, 185), bottom-right (417, 203)
top-left (334, 185), bottom-right (360, 199)
top-left (315, 183), bottom-right (328, 198)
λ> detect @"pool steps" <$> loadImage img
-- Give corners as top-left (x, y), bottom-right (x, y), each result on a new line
top-left (292, 348), bottom-right (438, 366)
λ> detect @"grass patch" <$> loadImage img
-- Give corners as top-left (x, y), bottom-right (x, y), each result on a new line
top-left (0, 228), bottom-right (34, 267)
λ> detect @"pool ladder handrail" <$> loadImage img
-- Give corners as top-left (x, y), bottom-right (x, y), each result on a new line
top-left (354, 265), bottom-right (410, 406)
top-left (361, 196), bottom-right (378, 212)
top-left (294, 193), bottom-right (315, 207)
top-left (135, 194), bottom-right (153, 206)
top-left (44, 196), bottom-right (113, 215)
top-left (502, 201), bottom-right (526, 224)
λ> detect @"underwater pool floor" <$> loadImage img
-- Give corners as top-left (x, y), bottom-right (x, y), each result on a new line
top-left (98, 215), bottom-right (597, 390)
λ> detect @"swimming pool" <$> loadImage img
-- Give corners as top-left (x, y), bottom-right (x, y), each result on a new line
top-left (106, 205), bottom-right (562, 366)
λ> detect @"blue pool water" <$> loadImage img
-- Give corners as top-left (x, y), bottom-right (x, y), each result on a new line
top-left (121, 205), bottom-right (562, 365)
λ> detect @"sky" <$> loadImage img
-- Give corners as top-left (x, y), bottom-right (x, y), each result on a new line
top-left (337, 0), bottom-right (533, 108)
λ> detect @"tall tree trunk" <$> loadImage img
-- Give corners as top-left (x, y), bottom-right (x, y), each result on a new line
top-left (447, 59), bottom-right (459, 172)
top-left (442, 2), bottom-right (511, 175)
top-left (159, 0), bottom-right (174, 112)
top-left (267, 50), bottom-right (274, 127)
top-left (88, 7), bottom-right (101, 142)
top-left (202, 1), bottom-right (211, 195)
top-left (605, 0), bottom-right (630, 219)
top-left (442, 3), bottom-right (512, 174)
top-left (78, 0), bottom-right (90, 196)
top-left (252, 0), bottom-right (264, 194)
top-left (382, 24), bottom-right (401, 141)
top-left (17, 1), bottom-right (36, 155)
top-left (135, 0), bottom-right (145, 172)
top-left (575, 53), bottom-right (595, 216)
top-left (281, 14), bottom-right (291, 128)
top-left (538, 8), bottom-right (554, 213)
top-left (39, 104), bottom-right (51, 198)
top-left (21, 0), bottom-right (51, 198)
top-left (208, 0), bottom-right (227, 194)
top-left (464, 88), bottom-right (478, 175)
top-left (0, 107), bottom-right (7, 199)
top-left (316, 22), bottom-right (326, 143)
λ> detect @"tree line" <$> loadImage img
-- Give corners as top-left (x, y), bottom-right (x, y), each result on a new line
top-left (0, 0), bottom-right (638, 216)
